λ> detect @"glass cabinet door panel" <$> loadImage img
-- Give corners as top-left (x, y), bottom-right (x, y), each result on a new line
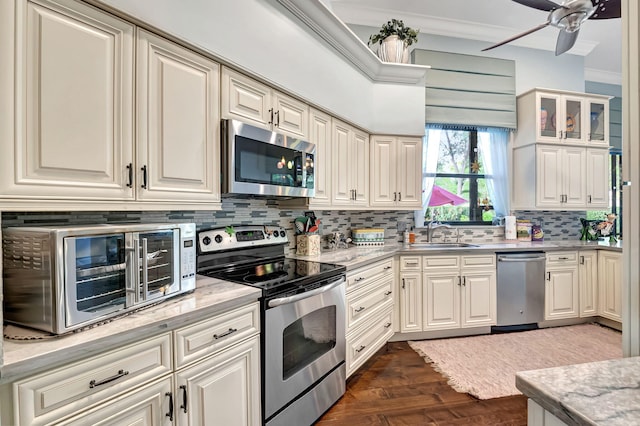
top-left (589, 101), bottom-right (606, 142)
top-left (564, 99), bottom-right (582, 140)
top-left (539, 96), bottom-right (558, 138)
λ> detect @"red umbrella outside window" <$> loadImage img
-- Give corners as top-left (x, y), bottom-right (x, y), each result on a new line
top-left (428, 184), bottom-right (468, 207)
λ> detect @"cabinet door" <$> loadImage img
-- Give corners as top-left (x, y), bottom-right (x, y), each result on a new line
top-left (562, 95), bottom-right (585, 143)
top-left (1, 0), bottom-right (135, 200)
top-left (461, 270), bottom-right (496, 328)
top-left (562, 147), bottom-right (587, 208)
top-left (587, 98), bottom-right (610, 146)
top-left (308, 108), bottom-right (332, 206)
top-left (273, 91), bottom-right (309, 139)
top-left (352, 128), bottom-right (370, 206)
top-left (396, 137), bottom-right (423, 208)
top-left (578, 251), bottom-right (598, 317)
top-left (399, 272), bottom-right (422, 333)
top-left (545, 267), bottom-right (579, 320)
top-left (598, 252), bottom-right (622, 322)
top-left (175, 335), bottom-right (260, 426)
top-left (536, 145), bottom-right (563, 207)
top-left (537, 92), bottom-right (562, 142)
top-left (332, 120), bottom-right (353, 205)
top-left (221, 67), bottom-right (271, 129)
top-left (423, 272), bottom-right (460, 330)
top-left (585, 148), bottom-right (610, 208)
top-left (370, 136), bottom-right (397, 207)
top-left (136, 29), bottom-right (220, 202)
top-left (58, 377), bottom-right (173, 426)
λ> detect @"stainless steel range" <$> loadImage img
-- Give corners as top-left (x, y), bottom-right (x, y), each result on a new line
top-left (197, 225), bottom-right (346, 426)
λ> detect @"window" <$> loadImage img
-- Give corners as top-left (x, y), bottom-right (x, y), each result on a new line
top-left (417, 127), bottom-right (510, 226)
top-left (587, 151), bottom-right (622, 237)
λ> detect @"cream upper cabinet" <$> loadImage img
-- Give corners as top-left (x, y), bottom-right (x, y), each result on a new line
top-left (221, 67), bottom-right (309, 139)
top-left (598, 251), bottom-right (622, 322)
top-left (370, 136), bottom-right (422, 209)
top-left (332, 119), bottom-right (369, 207)
top-left (136, 29), bottom-right (220, 203)
top-left (307, 108), bottom-right (333, 207)
top-left (578, 251), bottom-right (598, 318)
top-left (545, 252), bottom-right (579, 321)
top-left (532, 145), bottom-right (585, 209)
top-left (0, 0), bottom-right (135, 202)
top-left (585, 148), bottom-right (610, 208)
top-left (516, 89), bottom-right (610, 147)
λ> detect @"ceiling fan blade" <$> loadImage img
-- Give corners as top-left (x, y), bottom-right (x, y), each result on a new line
top-left (589, 0), bottom-right (621, 19)
top-left (482, 22), bottom-right (550, 51)
top-left (512, 0), bottom-right (565, 12)
top-left (555, 29), bottom-right (579, 55)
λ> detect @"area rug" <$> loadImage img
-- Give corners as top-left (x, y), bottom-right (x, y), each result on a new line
top-left (408, 323), bottom-right (622, 400)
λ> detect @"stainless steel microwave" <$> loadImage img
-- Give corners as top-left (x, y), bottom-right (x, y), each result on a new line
top-left (221, 119), bottom-right (316, 198)
top-left (2, 223), bottom-right (196, 334)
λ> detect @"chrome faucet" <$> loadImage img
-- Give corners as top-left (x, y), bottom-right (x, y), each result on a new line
top-left (427, 221), bottom-right (453, 242)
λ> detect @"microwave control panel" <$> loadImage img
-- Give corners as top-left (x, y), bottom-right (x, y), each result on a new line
top-left (180, 224), bottom-right (197, 281)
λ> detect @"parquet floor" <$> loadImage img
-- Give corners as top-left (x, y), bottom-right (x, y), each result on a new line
top-left (316, 342), bottom-right (528, 425)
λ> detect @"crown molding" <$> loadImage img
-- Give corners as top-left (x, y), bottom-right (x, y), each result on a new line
top-left (331, 3), bottom-right (598, 57)
top-left (276, 0), bottom-right (428, 85)
top-left (585, 68), bottom-right (622, 85)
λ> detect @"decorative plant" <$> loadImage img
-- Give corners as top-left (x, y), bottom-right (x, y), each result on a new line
top-left (368, 19), bottom-right (419, 47)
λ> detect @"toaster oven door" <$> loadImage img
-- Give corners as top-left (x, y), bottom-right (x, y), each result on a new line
top-left (64, 233), bottom-right (128, 328)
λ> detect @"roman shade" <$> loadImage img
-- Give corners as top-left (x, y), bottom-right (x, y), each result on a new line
top-left (412, 49), bottom-right (516, 130)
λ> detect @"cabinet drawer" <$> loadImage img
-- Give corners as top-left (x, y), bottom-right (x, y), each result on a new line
top-left (346, 275), bottom-right (394, 332)
top-left (174, 302), bottom-right (260, 369)
top-left (346, 308), bottom-right (393, 378)
top-left (400, 256), bottom-right (422, 271)
top-left (461, 254), bottom-right (496, 269)
top-left (423, 255), bottom-right (459, 270)
top-left (14, 333), bottom-right (172, 426)
top-left (347, 258), bottom-right (394, 291)
top-left (546, 251), bottom-right (578, 265)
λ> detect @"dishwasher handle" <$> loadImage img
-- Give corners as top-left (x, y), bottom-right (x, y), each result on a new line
top-left (497, 255), bottom-right (546, 262)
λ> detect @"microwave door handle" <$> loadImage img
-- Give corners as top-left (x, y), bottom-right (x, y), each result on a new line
top-left (268, 277), bottom-right (345, 308)
top-left (141, 238), bottom-right (149, 301)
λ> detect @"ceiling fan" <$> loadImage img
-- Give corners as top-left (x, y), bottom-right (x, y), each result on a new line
top-left (482, 0), bottom-right (621, 56)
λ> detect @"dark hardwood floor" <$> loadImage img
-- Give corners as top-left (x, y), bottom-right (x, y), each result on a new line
top-left (317, 342), bottom-right (528, 425)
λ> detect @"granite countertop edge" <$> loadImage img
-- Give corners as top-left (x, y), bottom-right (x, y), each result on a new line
top-left (0, 276), bottom-right (261, 384)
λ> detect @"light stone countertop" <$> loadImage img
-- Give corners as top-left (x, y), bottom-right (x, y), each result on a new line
top-left (516, 357), bottom-right (640, 425)
top-left (0, 276), bottom-right (261, 384)
top-left (291, 239), bottom-right (622, 271)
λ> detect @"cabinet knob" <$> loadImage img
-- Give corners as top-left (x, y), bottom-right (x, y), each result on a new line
top-left (355, 306), bottom-right (366, 313)
top-left (402, 278), bottom-right (405, 289)
top-left (384, 290), bottom-right (392, 296)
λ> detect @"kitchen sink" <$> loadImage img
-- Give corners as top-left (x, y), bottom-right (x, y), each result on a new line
top-left (409, 243), bottom-right (479, 248)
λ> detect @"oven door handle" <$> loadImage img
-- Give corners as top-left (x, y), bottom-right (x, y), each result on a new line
top-left (268, 277), bottom-right (345, 308)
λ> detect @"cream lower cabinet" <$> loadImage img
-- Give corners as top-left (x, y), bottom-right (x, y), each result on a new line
top-left (545, 252), bottom-right (580, 320)
top-left (332, 119), bottom-right (369, 207)
top-left (221, 67), bottom-right (309, 139)
top-left (578, 251), bottom-right (598, 317)
top-left (345, 258), bottom-right (394, 377)
top-left (398, 255), bottom-right (496, 333)
top-left (598, 251), bottom-right (623, 322)
top-left (370, 136), bottom-right (422, 209)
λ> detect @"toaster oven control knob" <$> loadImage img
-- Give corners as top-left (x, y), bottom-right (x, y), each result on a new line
top-left (273, 230), bottom-right (280, 238)
top-left (202, 236), bottom-right (211, 246)
top-left (214, 234), bottom-right (223, 244)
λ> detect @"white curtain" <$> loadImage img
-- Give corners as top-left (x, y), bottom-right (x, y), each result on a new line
top-left (414, 128), bottom-right (441, 227)
top-left (478, 128), bottom-right (510, 218)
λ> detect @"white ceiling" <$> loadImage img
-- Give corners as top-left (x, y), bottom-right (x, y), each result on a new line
top-left (328, 0), bottom-right (622, 84)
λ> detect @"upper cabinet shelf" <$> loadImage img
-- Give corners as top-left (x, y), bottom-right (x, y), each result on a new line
top-left (515, 88), bottom-right (611, 148)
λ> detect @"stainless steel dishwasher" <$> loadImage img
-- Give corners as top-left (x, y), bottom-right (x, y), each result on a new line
top-left (494, 252), bottom-right (546, 331)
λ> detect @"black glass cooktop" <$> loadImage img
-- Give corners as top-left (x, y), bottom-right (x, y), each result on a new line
top-left (206, 257), bottom-right (345, 297)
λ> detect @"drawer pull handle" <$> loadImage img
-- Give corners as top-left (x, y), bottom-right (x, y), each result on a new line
top-left (355, 306), bottom-right (366, 313)
top-left (354, 277), bottom-right (366, 282)
top-left (406, 261), bottom-right (418, 265)
top-left (180, 384), bottom-right (188, 413)
top-left (384, 322), bottom-right (392, 328)
top-left (355, 345), bottom-right (366, 353)
top-left (166, 391), bottom-right (174, 421)
top-left (558, 256), bottom-right (569, 260)
top-left (384, 290), bottom-right (392, 296)
top-left (383, 266), bottom-right (392, 271)
top-left (214, 327), bottom-right (238, 340)
top-left (89, 369), bottom-right (129, 388)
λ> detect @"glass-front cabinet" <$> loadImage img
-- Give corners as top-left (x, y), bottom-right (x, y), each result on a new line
top-left (586, 98), bottom-right (609, 146)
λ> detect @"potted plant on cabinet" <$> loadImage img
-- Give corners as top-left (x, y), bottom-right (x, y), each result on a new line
top-left (368, 19), bottom-right (419, 63)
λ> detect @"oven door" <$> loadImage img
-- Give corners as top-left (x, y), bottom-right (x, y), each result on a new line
top-left (264, 276), bottom-right (346, 421)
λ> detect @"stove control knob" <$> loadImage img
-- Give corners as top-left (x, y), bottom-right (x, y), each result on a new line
top-left (202, 236), bottom-right (211, 246)
top-left (214, 234), bottom-right (223, 244)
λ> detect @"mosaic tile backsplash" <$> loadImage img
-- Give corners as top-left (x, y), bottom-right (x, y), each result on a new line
top-left (0, 199), bottom-right (588, 256)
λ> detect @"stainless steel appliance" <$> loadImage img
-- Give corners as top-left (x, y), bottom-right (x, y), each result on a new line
top-left (197, 225), bottom-right (346, 426)
top-left (2, 223), bottom-right (196, 334)
top-left (221, 119), bottom-right (316, 198)
top-left (494, 252), bottom-right (546, 331)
